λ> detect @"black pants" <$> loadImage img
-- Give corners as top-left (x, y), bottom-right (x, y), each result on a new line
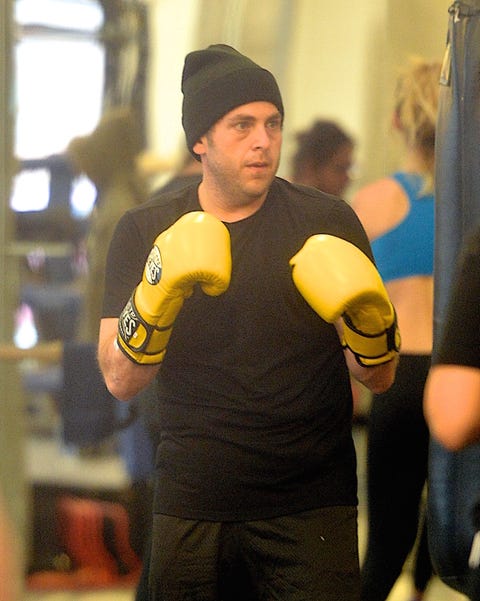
top-left (148, 506), bottom-right (360, 601)
top-left (361, 355), bottom-right (433, 601)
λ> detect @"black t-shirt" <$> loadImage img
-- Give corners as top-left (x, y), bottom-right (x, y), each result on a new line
top-left (434, 223), bottom-right (480, 368)
top-left (103, 177), bottom-right (374, 520)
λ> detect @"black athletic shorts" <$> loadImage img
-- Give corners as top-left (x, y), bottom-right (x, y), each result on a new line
top-left (148, 505), bottom-right (360, 601)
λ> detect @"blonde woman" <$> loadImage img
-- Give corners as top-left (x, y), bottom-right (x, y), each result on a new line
top-left (352, 57), bottom-right (441, 601)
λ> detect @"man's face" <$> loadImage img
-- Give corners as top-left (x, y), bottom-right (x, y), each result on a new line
top-left (194, 101), bottom-right (283, 206)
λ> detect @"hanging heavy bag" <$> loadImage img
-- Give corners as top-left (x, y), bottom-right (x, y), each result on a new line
top-left (429, 0), bottom-right (480, 594)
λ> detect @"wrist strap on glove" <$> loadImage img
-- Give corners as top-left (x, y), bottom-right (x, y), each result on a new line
top-left (116, 293), bottom-right (177, 365)
top-left (342, 309), bottom-right (401, 367)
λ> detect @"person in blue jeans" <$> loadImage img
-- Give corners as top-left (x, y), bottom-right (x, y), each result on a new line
top-left (425, 222), bottom-right (480, 601)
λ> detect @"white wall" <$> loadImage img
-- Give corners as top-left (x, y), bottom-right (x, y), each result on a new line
top-left (146, 0), bottom-right (200, 162)
top-left (286, 0), bottom-right (450, 196)
top-left (284, 0), bottom-right (388, 187)
top-left (145, 0), bottom-right (451, 197)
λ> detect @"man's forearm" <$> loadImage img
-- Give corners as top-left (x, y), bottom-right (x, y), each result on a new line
top-left (346, 350), bottom-right (398, 395)
top-left (98, 318), bottom-right (160, 401)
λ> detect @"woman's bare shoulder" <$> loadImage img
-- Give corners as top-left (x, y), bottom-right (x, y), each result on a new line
top-left (352, 177), bottom-right (402, 207)
top-left (351, 177), bottom-right (408, 240)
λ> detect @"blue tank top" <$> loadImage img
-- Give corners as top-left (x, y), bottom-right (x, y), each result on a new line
top-left (371, 172), bottom-right (434, 283)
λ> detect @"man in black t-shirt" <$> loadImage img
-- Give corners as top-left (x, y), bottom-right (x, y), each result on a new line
top-left (425, 222), bottom-right (480, 449)
top-left (98, 44), bottom-right (399, 600)
top-left (424, 223), bottom-right (480, 600)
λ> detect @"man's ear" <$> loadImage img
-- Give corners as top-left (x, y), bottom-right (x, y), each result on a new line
top-left (193, 137), bottom-right (206, 157)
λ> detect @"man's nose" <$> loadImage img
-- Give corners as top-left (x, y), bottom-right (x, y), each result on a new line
top-left (251, 124), bottom-right (271, 149)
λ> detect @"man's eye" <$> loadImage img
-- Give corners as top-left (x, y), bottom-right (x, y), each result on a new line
top-left (267, 119), bottom-right (282, 130)
top-left (235, 121), bottom-right (250, 130)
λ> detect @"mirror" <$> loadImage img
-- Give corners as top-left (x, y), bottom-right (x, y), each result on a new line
top-left (1, 0), bottom-right (451, 597)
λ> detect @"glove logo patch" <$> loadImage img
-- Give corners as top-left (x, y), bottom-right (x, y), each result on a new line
top-left (146, 246), bottom-right (162, 285)
top-left (119, 298), bottom-right (139, 340)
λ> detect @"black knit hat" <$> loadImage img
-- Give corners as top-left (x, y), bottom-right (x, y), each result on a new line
top-left (182, 44), bottom-right (284, 159)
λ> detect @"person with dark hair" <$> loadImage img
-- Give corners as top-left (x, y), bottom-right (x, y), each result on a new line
top-left (291, 119), bottom-right (355, 196)
top-left (98, 43), bottom-right (399, 600)
top-left (290, 119), bottom-right (361, 418)
top-left (352, 56), bottom-right (441, 601)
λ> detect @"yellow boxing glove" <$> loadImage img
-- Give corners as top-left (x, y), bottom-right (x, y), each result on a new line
top-left (289, 234), bottom-right (400, 366)
top-left (117, 211), bottom-right (231, 364)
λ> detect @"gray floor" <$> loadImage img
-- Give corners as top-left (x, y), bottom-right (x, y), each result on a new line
top-left (22, 426), bottom-right (469, 601)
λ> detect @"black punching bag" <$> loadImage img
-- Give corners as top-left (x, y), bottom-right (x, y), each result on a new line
top-left (428, 0), bottom-right (480, 595)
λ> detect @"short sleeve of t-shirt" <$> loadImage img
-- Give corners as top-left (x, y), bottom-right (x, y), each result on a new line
top-left (434, 224), bottom-right (480, 368)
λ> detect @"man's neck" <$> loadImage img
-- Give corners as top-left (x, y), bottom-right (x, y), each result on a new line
top-left (197, 180), bottom-right (268, 223)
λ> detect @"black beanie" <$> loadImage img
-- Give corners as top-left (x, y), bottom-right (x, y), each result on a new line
top-left (181, 44), bottom-right (284, 159)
